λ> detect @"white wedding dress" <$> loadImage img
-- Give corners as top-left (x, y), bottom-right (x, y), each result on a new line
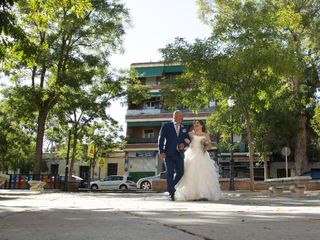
top-left (175, 135), bottom-right (222, 201)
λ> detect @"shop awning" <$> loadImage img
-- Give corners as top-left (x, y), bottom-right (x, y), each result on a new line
top-left (150, 92), bottom-right (161, 97)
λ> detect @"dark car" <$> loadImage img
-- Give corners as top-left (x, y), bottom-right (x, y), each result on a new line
top-left (59, 175), bottom-right (88, 188)
top-left (300, 169), bottom-right (320, 180)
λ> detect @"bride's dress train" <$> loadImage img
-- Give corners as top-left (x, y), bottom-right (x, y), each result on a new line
top-left (175, 135), bottom-right (222, 201)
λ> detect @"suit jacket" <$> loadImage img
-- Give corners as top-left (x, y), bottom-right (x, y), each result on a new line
top-left (158, 122), bottom-right (189, 158)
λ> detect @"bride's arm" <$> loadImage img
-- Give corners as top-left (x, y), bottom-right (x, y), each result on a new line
top-left (184, 132), bottom-right (193, 144)
top-left (203, 133), bottom-right (212, 151)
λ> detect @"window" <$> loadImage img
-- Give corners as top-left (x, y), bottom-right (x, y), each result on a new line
top-left (144, 96), bottom-right (161, 109)
top-left (51, 164), bottom-right (59, 175)
top-left (146, 77), bottom-right (157, 86)
top-left (145, 101), bottom-right (155, 109)
top-left (115, 176), bottom-right (123, 181)
top-left (107, 163), bottom-right (118, 175)
top-left (144, 129), bottom-right (154, 139)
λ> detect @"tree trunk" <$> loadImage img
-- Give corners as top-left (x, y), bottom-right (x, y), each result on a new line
top-left (294, 114), bottom-right (308, 175)
top-left (263, 149), bottom-right (268, 180)
top-left (33, 108), bottom-right (48, 174)
top-left (69, 130), bottom-right (78, 181)
top-left (244, 110), bottom-right (255, 191)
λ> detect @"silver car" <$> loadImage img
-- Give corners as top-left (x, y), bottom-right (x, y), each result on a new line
top-left (136, 174), bottom-right (161, 190)
top-left (90, 175), bottom-right (136, 190)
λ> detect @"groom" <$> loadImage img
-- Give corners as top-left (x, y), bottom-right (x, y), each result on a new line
top-left (158, 110), bottom-right (189, 201)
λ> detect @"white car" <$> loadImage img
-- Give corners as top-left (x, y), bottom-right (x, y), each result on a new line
top-left (137, 174), bottom-right (161, 190)
top-left (90, 175), bottom-right (136, 190)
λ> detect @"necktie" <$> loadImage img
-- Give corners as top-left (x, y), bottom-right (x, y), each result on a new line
top-left (175, 124), bottom-right (179, 136)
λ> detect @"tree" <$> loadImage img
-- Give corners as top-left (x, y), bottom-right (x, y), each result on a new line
top-left (160, 1), bottom-right (297, 190)
top-left (1, 0), bottom-right (130, 174)
top-left (43, 67), bottom-right (148, 180)
top-left (0, 101), bottom-right (35, 173)
top-left (55, 79), bottom-right (117, 179)
top-left (198, 0), bottom-right (320, 175)
top-left (0, 0), bottom-right (26, 61)
top-left (206, 98), bottom-right (244, 189)
top-left (251, 90), bottom-right (298, 179)
top-left (265, 0), bottom-right (320, 174)
top-left (80, 122), bottom-right (123, 181)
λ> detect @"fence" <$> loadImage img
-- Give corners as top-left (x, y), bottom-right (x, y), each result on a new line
top-left (1, 174), bottom-right (61, 190)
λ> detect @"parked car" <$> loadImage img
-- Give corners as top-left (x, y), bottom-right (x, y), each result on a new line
top-left (137, 174), bottom-right (161, 190)
top-left (90, 175), bottom-right (136, 190)
top-left (59, 175), bottom-right (88, 188)
top-left (300, 169), bottom-right (320, 179)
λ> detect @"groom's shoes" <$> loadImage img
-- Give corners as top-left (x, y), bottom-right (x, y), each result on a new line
top-left (170, 192), bottom-right (175, 201)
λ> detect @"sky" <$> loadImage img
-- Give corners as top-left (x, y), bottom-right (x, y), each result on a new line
top-left (108, 0), bottom-right (212, 134)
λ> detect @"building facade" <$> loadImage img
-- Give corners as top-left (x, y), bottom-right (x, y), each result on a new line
top-left (124, 62), bottom-right (216, 181)
top-left (43, 150), bottom-right (126, 181)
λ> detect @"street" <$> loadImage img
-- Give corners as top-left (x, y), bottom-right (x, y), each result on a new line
top-left (0, 190), bottom-right (320, 240)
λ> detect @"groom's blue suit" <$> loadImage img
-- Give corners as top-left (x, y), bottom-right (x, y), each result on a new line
top-left (158, 121), bottom-right (189, 198)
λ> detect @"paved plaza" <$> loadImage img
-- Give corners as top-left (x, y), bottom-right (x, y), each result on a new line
top-left (0, 190), bottom-right (319, 240)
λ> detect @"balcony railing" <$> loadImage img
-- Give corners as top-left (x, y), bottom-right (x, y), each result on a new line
top-left (127, 138), bottom-right (158, 144)
top-left (126, 109), bottom-right (161, 115)
top-left (126, 108), bottom-right (215, 116)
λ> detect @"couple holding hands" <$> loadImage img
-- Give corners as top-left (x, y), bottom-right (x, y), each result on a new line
top-left (158, 110), bottom-right (222, 201)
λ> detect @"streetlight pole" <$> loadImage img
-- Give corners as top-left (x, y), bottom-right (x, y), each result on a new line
top-left (229, 127), bottom-right (235, 190)
top-left (228, 98), bottom-right (235, 191)
top-left (64, 122), bottom-right (72, 191)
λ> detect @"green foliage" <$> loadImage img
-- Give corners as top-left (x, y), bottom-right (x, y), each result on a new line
top-left (160, 38), bottom-right (218, 112)
top-left (0, 101), bottom-right (35, 173)
top-left (267, 0), bottom-right (320, 110)
top-left (81, 121), bottom-right (125, 161)
top-left (1, 0), bottom-right (131, 173)
top-left (311, 105), bottom-right (320, 137)
top-left (160, 0), bottom-right (318, 163)
top-left (252, 92), bottom-right (298, 154)
top-left (127, 69), bottom-right (151, 105)
top-left (206, 99), bottom-right (244, 141)
top-left (0, 0), bottom-right (27, 61)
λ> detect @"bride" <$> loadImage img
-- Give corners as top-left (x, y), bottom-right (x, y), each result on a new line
top-left (175, 120), bottom-right (222, 201)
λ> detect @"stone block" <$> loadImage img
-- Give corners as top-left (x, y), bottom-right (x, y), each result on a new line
top-left (28, 180), bottom-right (46, 192)
top-left (152, 179), bottom-right (167, 192)
top-left (0, 174), bottom-right (9, 188)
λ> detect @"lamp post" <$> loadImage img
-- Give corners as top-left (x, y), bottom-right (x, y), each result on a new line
top-left (91, 128), bottom-right (105, 181)
top-left (228, 98), bottom-right (235, 191)
top-left (64, 122), bottom-right (72, 191)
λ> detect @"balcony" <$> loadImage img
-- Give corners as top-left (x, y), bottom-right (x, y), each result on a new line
top-left (126, 109), bottom-right (161, 115)
top-left (126, 108), bottom-right (214, 116)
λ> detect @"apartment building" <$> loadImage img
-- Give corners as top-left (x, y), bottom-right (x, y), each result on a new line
top-left (124, 62), bottom-right (216, 181)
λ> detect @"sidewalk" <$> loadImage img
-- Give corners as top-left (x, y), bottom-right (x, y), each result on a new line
top-left (0, 190), bottom-right (319, 240)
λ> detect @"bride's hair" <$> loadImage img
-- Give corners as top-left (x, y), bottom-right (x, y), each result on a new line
top-left (193, 120), bottom-right (207, 133)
